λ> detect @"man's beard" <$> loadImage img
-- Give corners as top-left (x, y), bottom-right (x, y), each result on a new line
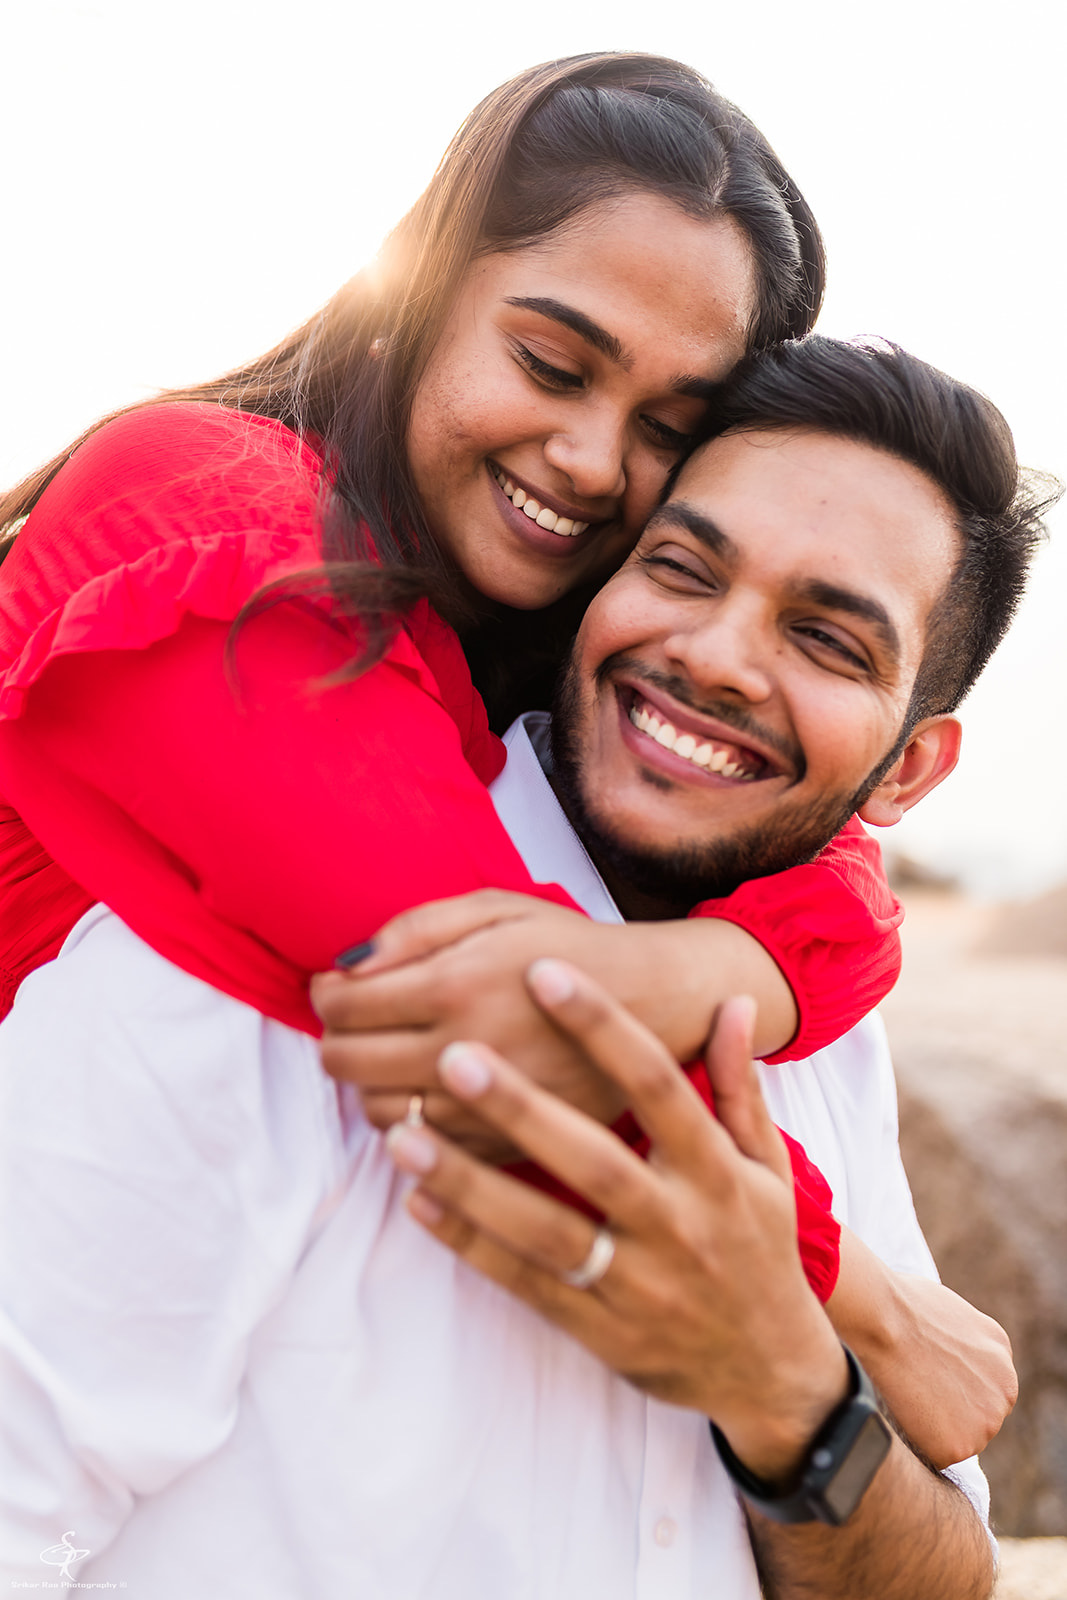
top-left (550, 656), bottom-right (890, 913)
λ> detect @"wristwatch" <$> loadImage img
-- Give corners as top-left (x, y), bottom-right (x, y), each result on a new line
top-left (710, 1345), bottom-right (892, 1526)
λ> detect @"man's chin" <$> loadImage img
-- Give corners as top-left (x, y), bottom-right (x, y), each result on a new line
top-left (549, 655), bottom-right (872, 910)
top-left (555, 756), bottom-right (862, 908)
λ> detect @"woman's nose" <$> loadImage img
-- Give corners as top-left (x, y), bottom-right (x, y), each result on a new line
top-left (542, 413), bottom-right (627, 504)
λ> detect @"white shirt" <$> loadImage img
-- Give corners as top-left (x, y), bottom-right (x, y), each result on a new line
top-left (0, 713), bottom-right (987, 1596)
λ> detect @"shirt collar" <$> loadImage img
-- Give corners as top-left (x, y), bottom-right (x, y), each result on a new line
top-left (489, 713), bottom-right (623, 925)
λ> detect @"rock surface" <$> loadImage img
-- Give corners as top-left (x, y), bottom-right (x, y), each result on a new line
top-left (995, 1537), bottom-right (1067, 1599)
top-left (882, 888), bottom-right (1067, 1537)
top-left (975, 883), bottom-right (1067, 960)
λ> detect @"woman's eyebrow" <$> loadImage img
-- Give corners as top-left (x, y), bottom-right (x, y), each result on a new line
top-left (504, 296), bottom-right (629, 367)
top-left (504, 298), bottom-right (725, 399)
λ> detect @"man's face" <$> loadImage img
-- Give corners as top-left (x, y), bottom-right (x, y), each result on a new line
top-left (552, 427), bottom-right (960, 908)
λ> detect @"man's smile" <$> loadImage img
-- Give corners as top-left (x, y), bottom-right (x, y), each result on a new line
top-left (609, 673), bottom-right (799, 792)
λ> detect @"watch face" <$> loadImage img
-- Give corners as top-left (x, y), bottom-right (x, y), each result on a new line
top-left (820, 1413), bottom-right (893, 1525)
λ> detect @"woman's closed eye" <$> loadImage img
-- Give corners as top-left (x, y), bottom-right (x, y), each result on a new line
top-left (512, 343), bottom-right (697, 452)
top-left (512, 342), bottom-right (584, 390)
top-left (640, 416), bottom-right (694, 451)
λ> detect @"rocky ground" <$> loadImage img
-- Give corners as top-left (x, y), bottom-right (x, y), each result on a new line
top-left (881, 883), bottom-right (1067, 1537)
top-left (995, 1537), bottom-right (1067, 1598)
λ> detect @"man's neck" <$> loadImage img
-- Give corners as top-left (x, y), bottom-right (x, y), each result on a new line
top-left (545, 770), bottom-right (688, 923)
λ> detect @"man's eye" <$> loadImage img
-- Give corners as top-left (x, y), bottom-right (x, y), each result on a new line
top-left (797, 625), bottom-right (869, 671)
top-left (638, 553), bottom-right (710, 590)
top-left (513, 343), bottom-right (583, 390)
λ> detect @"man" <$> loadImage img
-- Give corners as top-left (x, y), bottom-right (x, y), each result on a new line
top-left (0, 340), bottom-right (1043, 1596)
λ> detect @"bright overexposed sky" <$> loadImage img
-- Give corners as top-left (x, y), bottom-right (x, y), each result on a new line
top-left (2, 0), bottom-right (1065, 896)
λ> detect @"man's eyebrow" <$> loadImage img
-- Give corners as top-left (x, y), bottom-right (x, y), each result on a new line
top-left (790, 579), bottom-right (902, 666)
top-left (503, 297), bottom-right (629, 368)
top-left (645, 501), bottom-right (739, 560)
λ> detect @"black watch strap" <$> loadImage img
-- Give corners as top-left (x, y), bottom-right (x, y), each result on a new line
top-left (710, 1345), bottom-right (892, 1526)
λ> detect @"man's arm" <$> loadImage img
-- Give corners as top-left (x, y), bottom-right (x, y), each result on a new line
top-left (747, 1437), bottom-right (993, 1600)
top-left (385, 961), bottom-right (994, 1600)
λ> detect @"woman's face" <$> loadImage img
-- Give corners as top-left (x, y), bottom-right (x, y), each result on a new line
top-left (406, 192), bottom-right (758, 610)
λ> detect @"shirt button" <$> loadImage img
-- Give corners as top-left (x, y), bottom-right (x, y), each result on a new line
top-left (654, 1517), bottom-right (678, 1548)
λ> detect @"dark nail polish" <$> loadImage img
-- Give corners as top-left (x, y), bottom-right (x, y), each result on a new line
top-left (334, 940), bottom-right (376, 969)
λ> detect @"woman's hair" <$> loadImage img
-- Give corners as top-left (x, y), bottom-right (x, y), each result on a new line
top-left (0, 53), bottom-right (825, 717)
top-left (689, 336), bottom-right (1058, 729)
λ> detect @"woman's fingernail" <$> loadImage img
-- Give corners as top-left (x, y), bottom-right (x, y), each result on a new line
top-left (385, 1123), bottom-right (438, 1174)
top-left (438, 1042), bottom-right (492, 1097)
top-left (407, 1189), bottom-right (445, 1226)
top-left (527, 958), bottom-right (576, 1005)
top-left (334, 939), bottom-right (377, 969)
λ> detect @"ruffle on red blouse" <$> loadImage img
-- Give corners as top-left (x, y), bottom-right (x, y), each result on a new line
top-left (0, 401), bottom-right (502, 777)
top-left (0, 404), bottom-right (328, 715)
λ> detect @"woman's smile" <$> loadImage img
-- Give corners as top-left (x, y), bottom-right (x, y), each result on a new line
top-left (489, 463), bottom-right (591, 539)
top-left (406, 192), bottom-right (757, 611)
top-left (486, 462), bottom-right (599, 562)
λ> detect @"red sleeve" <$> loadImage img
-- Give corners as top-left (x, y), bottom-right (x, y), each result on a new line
top-left (0, 606), bottom-right (575, 1036)
top-left (780, 1127), bottom-right (841, 1302)
top-left (689, 817), bottom-right (903, 1062)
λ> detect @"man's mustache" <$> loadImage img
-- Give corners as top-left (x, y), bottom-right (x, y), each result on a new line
top-left (593, 652), bottom-right (806, 782)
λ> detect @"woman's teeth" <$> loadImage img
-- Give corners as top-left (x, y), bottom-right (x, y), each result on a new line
top-left (629, 700), bottom-right (758, 781)
top-left (492, 466), bottom-right (588, 537)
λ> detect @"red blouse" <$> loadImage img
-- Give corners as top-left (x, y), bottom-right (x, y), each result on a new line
top-left (0, 403), bottom-right (901, 1050)
top-left (0, 402), bottom-right (902, 1304)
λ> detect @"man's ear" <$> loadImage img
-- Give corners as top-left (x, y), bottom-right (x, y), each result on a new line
top-left (858, 715), bottom-right (962, 828)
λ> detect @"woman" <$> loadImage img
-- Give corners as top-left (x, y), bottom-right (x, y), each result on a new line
top-left (0, 53), bottom-right (890, 1061)
top-left (0, 54), bottom-right (1010, 1454)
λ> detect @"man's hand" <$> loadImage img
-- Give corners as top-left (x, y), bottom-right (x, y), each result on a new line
top-left (384, 957), bottom-right (846, 1480)
top-left (385, 961), bottom-right (996, 1600)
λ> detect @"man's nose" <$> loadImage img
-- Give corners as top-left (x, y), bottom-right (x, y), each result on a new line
top-left (542, 410), bottom-right (627, 504)
top-left (663, 603), bottom-right (776, 705)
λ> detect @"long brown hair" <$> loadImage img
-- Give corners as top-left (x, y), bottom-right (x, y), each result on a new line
top-left (0, 53), bottom-right (826, 721)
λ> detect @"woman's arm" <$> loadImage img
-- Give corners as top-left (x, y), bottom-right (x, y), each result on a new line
top-left (826, 1228), bottom-right (1016, 1468)
top-left (314, 892), bottom-right (797, 1148)
top-left (2, 604), bottom-right (797, 1058)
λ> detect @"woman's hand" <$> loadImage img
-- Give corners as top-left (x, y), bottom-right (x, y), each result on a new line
top-left (312, 889), bottom-right (797, 1160)
top-left (315, 894), bottom-right (630, 1160)
top-left (383, 959), bottom-right (847, 1482)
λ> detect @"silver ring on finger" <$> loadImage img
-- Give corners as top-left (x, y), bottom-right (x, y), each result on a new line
top-left (405, 1094), bottom-right (426, 1128)
top-left (559, 1225), bottom-right (615, 1291)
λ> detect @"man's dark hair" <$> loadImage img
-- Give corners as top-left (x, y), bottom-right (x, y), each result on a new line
top-left (691, 336), bottom-right (1058, 729)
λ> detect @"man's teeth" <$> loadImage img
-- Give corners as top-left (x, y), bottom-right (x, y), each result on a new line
top-left (492, 467), bottom-right (588, 536)
top-left (629, 700), bottom-right (758, 780)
